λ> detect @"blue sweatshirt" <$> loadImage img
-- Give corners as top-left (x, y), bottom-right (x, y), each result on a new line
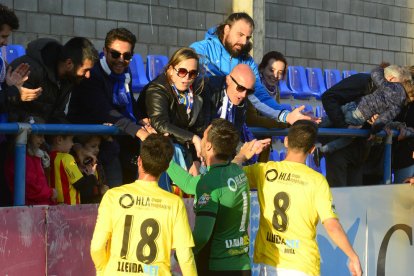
top-left (190, 27), bottom-right (289, 122)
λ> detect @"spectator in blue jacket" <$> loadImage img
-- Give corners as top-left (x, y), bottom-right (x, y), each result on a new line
top-left (190, 12), bottom-right (312, 125)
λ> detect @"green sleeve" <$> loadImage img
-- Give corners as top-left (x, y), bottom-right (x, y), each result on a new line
top-left (192, 215), bottom-right (216, 255)
top-left (167, 161), bottom-right (201, 195)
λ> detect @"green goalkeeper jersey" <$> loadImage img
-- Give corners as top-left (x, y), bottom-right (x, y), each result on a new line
top-left (167, 161), bottom-right (251, 271)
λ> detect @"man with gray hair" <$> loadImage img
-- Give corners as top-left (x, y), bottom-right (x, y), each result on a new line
top-left (316, 63), bottom-right (414, 187)
top-left (319, 64), bottom-right (413, 154)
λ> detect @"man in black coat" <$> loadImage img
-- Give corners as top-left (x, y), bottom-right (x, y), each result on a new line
top-left (68, 28), bottom-right (154, 186)
top-left (320, 73), bottom-right (378, 187)
top-left (202, 63), bottom-right (255, 138)
top-left (6, 37), bottom-right (98, 122)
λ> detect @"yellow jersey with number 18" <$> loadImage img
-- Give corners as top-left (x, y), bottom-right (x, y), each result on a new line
top-left (243, 160), bottom-right (337, 276)
top-left (90, 180), bottom-right (194, 276)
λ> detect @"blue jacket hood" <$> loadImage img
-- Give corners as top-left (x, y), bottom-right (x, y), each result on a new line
top-left (205, 27), bottom-right (218, 40)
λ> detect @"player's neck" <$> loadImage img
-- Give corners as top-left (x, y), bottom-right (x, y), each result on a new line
top-left (285, 151), bottom-right (307, 164)
top-left (137, 173), bottom-right (158, 182)
top-left (206, 155), bottom-right (228, 167)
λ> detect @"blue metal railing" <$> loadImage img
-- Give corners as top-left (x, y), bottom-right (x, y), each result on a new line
top-left (0, 123), bottom-right (395, 206)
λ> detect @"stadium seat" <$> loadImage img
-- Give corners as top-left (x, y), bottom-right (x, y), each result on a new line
top-left (269, 150), bottom-right (279, 161)
top-left (306, 67), bottom-right (327, 99)
top-left (287, 66), bottom-right (314, 99)
top-left (3, 44), bottom-right (25, 63)
top-left (294, 104), bottom-right (314, 115)
top-left (278, 79), bottom-right (294, 99)
top-left (146, 55), bottom-right (168, 81)
top-left (324, 69), bottom-right (342, 89)
top-left (129, 54), bottom-right (149, 94)
top-left (315, 106), bottom-right (326, 118)
top-left (342, 70), bottom-right (358, 79)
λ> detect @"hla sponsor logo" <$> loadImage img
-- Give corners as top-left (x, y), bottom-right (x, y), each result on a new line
top-left (119, 194), bottom-right (151, 209)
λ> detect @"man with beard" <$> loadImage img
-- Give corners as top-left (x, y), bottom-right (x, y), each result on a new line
top-left (6, 37), bottom-right (98, 122)
top-left (68, 28), bottom-right (155, 186)
top-left (167, 118), bottom-right (252, 275)
top-left (191, 12), bottom-right (311, 125)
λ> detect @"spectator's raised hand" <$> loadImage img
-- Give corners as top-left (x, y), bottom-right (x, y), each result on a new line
top-left (286, 105), bottom-right (321, 125)
top-left (83, 163), bottom-right (97, 176)
top-left (403, 177), bottom-right (414, 186)
top-left (19, 86), bottom-right (43, 101)
top-left (367, 114), bottom-right (379, 125)
top-left (192, 135), bottom-right (202, 158)
top-left (239, 138), bottom-right (272, 161)
top-left (136, 128), bottom-right (150, 141)
top-left (6, 63), bottom-right (30, 87)
top-left (143, 124), bottom-right (157, 134)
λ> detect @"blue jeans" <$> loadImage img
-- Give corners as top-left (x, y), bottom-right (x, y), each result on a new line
top-left (321, 102), bottom-right (366, 153)
top-left (394, 164), bottom-right (414, 183)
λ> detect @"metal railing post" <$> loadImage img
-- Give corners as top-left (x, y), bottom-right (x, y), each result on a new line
top-left (14, 123), bottom-right (31, 206)
top-left (383, 132), bottom-right (393, 184)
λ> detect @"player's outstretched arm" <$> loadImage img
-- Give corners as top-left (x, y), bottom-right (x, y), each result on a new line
top-left (176, 247), bottom-right (197, 276)
top-left (233, 138), bottom-right (271, 165)
top-left (167, 161), bottom-right (201, 195)
top-left (323, 218), bottom-right (363, 276)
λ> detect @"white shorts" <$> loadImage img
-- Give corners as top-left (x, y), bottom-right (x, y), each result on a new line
top-left (259, 264), bottom-right (316, 276)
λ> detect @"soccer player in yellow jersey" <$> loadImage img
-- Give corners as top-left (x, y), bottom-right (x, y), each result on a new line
top-left (90, 134), bottom-right (197, 276)
top-left (234, 120), bottom-right (362, 276)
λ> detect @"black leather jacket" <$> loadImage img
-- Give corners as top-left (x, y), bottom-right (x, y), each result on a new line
top-left (137, 72), bottom-right (204, 145)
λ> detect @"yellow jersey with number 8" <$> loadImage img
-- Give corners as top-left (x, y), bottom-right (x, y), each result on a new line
top-left (244, 161), bottom-right (337, 276)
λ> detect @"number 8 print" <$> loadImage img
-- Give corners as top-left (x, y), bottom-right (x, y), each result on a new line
top-left (272, 192), bottom-right (290, 232)
top-left (120, 216), bottom-right (160, 264)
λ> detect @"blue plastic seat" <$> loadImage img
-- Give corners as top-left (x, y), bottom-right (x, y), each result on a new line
top-left (324, 69), bottom-right (342, 89)
top-left (3, 44), bottom-right (25, 63)
top-left (294, 104), bottom-right (314, 116)
top-left (315, 106), bottom-right (326, 118)
top-left (278, 79), bottom-right (294, 99)
top-left (288, 66), bottom-right (314, 99)
top-left (342, 70), bottom-right (358, 79)
top-left (306, 67), bottom-right (327, 99)
top-left (146, 55), bottom-right (168, 81)
top-left (129, 54), bottom-right (149, 94)
top-left (269, 150), bottom-right (280, 161)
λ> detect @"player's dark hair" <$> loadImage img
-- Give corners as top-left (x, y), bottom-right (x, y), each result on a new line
top-left (287, 120), bottom-right (318, 153)
top-left (105, 28), bottom-right (137, 52)
top-left (207, 118), bottom-right (240, 161)
top-left (60, 37), bottom-right (98, 68)
top-left (140, 134), bottom-right (174, 177)
top-left (0, 4), bottom-right (19, 30)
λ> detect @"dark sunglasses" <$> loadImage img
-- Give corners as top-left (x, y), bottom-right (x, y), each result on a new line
top-left (174, 67), bottom-right (199, 80)
top-left (230, 75), bottom-right (255, 95)
top-left (107, 48), bottom-right (133, 61)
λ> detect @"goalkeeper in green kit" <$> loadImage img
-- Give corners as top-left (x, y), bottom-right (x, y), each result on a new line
top-left (167, 118), bottom-right (255, 276)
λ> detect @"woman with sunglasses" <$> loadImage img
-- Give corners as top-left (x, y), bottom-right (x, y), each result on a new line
top-left (137, 47), bottom-right (204, 189)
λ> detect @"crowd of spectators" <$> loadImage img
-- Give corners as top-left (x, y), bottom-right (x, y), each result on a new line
top-left (0, 5), bottom-right (413, 207)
